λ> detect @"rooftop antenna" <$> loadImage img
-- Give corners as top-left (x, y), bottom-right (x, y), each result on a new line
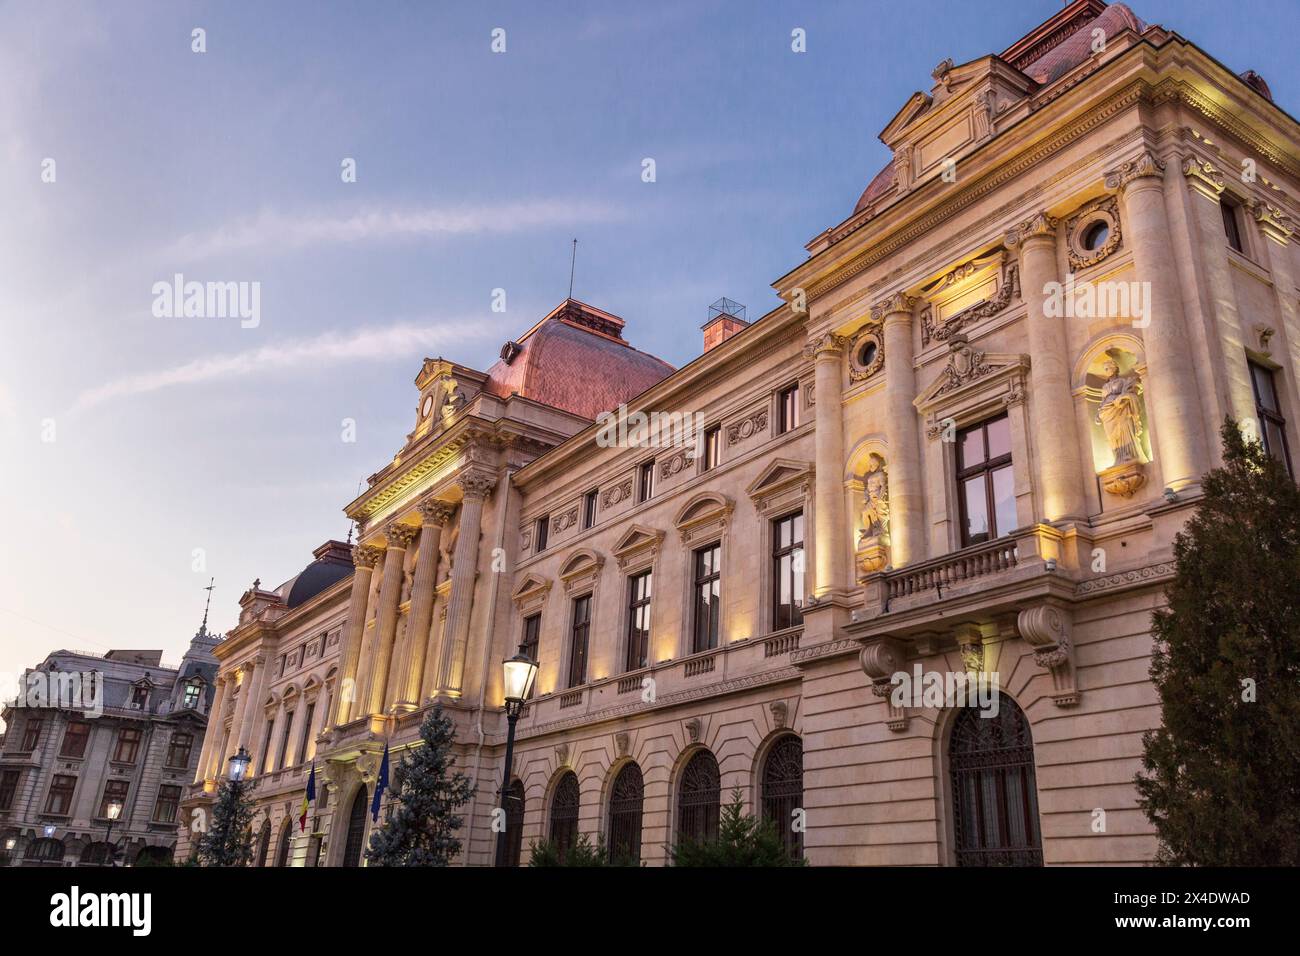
top-left (201, 577), bottom-right (215, 631)
top-left (568, 238), bottom-right (577, 300)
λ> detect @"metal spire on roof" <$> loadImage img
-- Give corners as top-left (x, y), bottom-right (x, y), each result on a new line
top-left (568, 238), bottom-right (577, 300)
top-left (200, 577), bottom-right (215, 632)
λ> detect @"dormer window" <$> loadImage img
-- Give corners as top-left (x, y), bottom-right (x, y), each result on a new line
top-left (129, 685), bottom-right (149, 710)
top-left (182, 681), bottom-right (201, 710)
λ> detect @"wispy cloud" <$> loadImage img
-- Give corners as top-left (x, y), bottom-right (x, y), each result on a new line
top-left (173, 199), bottom-right (627, 259)
top-left (69, 320), bottom-right (489, 415)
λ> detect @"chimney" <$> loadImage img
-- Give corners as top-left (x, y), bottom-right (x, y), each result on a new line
top-left (702, 297), bottom-right (749, 352)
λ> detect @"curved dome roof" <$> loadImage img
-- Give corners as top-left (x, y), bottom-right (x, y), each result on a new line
top-left (484, 299), bottom-right (675, 420)
top-left (279, 540), bottom-right (354, 609)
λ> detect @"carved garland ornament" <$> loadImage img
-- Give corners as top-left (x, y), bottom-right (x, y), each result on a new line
top-left (600, 478), bottom-right (633, 509)
top-left (920, 261), bottom-right (1020, 346)
top-left (726, 409), bottom-right (769, 445)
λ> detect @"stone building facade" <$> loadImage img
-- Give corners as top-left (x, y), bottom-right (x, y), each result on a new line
top-left (185, 0), bottom-right (1299, 866)
top-left (0, 630), bottom-right (217, 866)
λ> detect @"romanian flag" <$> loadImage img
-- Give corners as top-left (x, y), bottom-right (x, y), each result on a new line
top-left (371, 743), bottom-right (390, 822)
top-left (300, 762), bottom-right (316, 833)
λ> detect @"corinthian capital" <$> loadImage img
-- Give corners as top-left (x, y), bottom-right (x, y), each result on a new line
top-left (417, 499), bottom-right (455, 526)
top-left (869, 292), bottom-right (917, 323)
top-left (458, 472), bottom-right (498, 501)
top-left (1181, 155), bottom-right (1225, 197)
top-left (1005, 211), bottom-right (1058, 248)
top-left (801, 331), bottom-right (849, 360)
top-left (385, 522), bottom-right (419, 548)
top-left (1104, 150), bottom-right (1166, 193)
top-left (1250, 199), bottom-right (1295, 244)
top-left (352, 544), bottom-right (384, 570)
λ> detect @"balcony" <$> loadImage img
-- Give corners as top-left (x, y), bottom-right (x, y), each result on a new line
top-left (886, 538), bottom-right (1019, 602)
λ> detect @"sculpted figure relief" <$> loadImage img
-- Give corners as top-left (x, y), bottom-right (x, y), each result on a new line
top-left (861, 457), bottom-right (890, 539)
top-left (1096, 358), bottom-right (1146, 466)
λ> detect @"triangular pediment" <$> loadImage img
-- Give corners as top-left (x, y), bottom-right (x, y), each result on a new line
top-left (612, 524), bottom-right (665, 559)
top-left (511, 573), bottom-right (552, 603)
top-left (916, 339), bottom-right (1030, 411)
top-left (746, 458), bottom-right (814, 501)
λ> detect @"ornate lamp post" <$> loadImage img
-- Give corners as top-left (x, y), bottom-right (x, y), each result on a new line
top-left (495, 652), bottom-right (537, 867)
top-left (228, 746), bottom-right (251, 787)
top-left (103, 799), bottom-right (123, 866)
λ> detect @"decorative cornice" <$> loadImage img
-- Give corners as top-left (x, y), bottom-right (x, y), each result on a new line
top-left (1103, 150), bottom-right (1166, 193)
top-left (1075, 561), bottom-right (1176, 596)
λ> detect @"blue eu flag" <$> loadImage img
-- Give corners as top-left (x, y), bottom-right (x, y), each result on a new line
top-left (371, 743), bottom-right (390, 822)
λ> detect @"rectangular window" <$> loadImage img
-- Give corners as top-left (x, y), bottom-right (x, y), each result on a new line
top-left (182, 681), bottom-right (201, 710)
top-left (113, 727), bottom-right (141, 764)
top-left (534, 514), bottom-right (550, 552)
top-left (638, 460), bottom-right (655, 502)
top-left (625, 571), bottom-right (653, 672)
top-left (129, 685), bottom-right (149, 709)
top-left (520, 614), bottom-right (541, 699)
top-left (779, 383), bottom-right (800, 433)
top-left (261, 720), bottom-right (276, 775)
top-left (45, 775), bottom-right (76, 815)
top-left (299, 703), bottom-right (316, 765)
top-left (957, 415), bottom-right (1016, 546)
top-left (567, 595), bottom-right (591, 688)
top-left (0, 769), bottom-right (20, 811)
top-left (279, 712), bottom-right (295, 769)
top-left (21, 718), bottom-right (43, 751)
top-left (153, 785), bottom-right (182, 824)
top-left (702, 425), bottom-right (721, 472)
top-left (60, 720), bottom-right (91, 758)
top-left (98, 779), bottom-right (129, 819)
top-left (166, 732), bottom-right (194, 769)
top-left (692, 543), bottom-right (722, 653)
top-left (772, 512), bottom-right (806, 630)
top-left (1250, 360), bottom-right (1293, 475)
top-left (1222, 197), bottom-right (1244, 253)
top-left (583, 489), bottom-right (599, 530)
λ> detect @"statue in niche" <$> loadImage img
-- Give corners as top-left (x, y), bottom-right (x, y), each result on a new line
top-left (1096, 358), bottom-right (1146, 466)
top-left (439, 376), bottom-right (464, 423)
top-left (860, 457), bottom-right (890, 539)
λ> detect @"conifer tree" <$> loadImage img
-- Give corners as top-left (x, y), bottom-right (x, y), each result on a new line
top-left (365, 704), bottom-right (475, 866)
top-left (669, 788), bottom-right (803, 866)
top-left (196, 779), bottom-right (255, 867)
top-left (1136, 419), bottom-right (1300, 864)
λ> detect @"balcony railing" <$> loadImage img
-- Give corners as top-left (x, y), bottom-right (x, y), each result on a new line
top-left (885, 538), bottom-right (1019, 601)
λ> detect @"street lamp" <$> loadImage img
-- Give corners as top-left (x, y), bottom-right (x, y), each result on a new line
top-left (103, 799), bottom-right (123, 867)
top-left (43, 824), bottom-right (56, 838)
top-left (495, 652), bottom-right (537, 867)
top-left (228, 746), bottom-right (251, 783)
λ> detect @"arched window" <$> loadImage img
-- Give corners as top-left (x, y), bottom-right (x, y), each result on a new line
top-left (761, 735), bottom-right (804, 860)
top-left (549, 772), bottom-right (580, 862)
top-left (24, 838), bottom-right (65, 865)
top-left (607, 762), bottom-right (644, 864)
top-left (495, 779), bottom-right (526, 867)
top-left (949, 697), bottom-right (1043, 866)
top-left (255, 819), bottom-right (272, 867)
top-left (343, 786), bottom-right (369, 868)
top-left (676, 749), bottom-right (720, 845)
top-left (274, 821), bottom-right (293, 867)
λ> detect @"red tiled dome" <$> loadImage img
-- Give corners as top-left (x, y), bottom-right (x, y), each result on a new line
top-left (484, 299), bottom-right (675, 420)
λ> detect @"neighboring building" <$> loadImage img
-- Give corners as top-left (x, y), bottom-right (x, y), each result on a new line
top-left (0, 628), bottom-right (218, 866)
top-left (186, 0), bottom-right (1300, 866)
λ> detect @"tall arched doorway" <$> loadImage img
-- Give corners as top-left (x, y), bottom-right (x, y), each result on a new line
top-left (342, 786), bottom-right (369, 868)
top-left (255, 819), bottom-right (271, 867)
top-left (948, 697), bottom-right (1043, 866)
top-left (607, 762), bottom-right (644, 865)
top-left (495, 779), bottom-right (526, 867)
top-left (274, 822), bottom-right (293, 867)
top-left (549, 772), bottom-right (580, 862)
top-left (761, 734), bottom-right (803, 861)
top-left (676, 749), bottom-right (720, 846)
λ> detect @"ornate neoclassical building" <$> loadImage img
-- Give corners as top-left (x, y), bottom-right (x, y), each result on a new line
top-left (182, 0), bottom-right (1299, 866)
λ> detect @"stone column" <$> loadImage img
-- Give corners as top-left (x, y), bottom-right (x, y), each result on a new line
top-left (283, 702), bottom-right (309, 768)
top-left (195, 674), bottom-right (229, 783)
top-left (437, 473), bottom-right (496, 696)
top-left (394, 499), bottom-right (452, 710)
top-left (334, 544), bottom-right (382, 726)
top-left (263, 700), bottom-right (286, 774)
top-left (365, 522), bottom-right (418, 716)
top-left (1106, 151), bottom-right (1208, 491)
top-left (873, 294), bottom-right (927, 565)
top-left (1007, 213), bottom-right (1088, 521)
top-left (305, 692), bottom-right (329, 763)
top-left (1252, 201), bottom-right (1300, 433)
top-left (804, 333), bottom-right (849, 596)
top-left (237, 658), bottom-right (270, 755)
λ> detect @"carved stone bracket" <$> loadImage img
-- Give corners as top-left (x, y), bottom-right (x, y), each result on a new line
top-left (1250, 199), bottom-right (1295, 244)
top-left (1016, 603), bottom-right (1078, 706)
top-left (769, 700), bottom-right (789, 730)
top-left (859, 637), bottom-right (909, 731)
top-left (1181, 155), bottom-right (1226, 199)
top-left (554, 743), bottom-right (570, 768)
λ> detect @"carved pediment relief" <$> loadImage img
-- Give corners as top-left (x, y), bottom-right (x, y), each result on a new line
top-left (916, 335), bottom-right (1030, 432)
top-left (611, 524), bottom-right (665, 571)
top-left (919, 251), bottom-right (1020, 346)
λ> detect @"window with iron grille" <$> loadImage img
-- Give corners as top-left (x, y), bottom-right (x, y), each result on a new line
top-left (625, 571), bottom-right (652, 672)
top-left (761, 735), bottom-right (804, 860)
top-left (608, 762), bottom-right (645, 864)
top-left (98, 779), bottom-right (129, 819)
top-left (676, 749), bottom-right (720, 845)
top-left (779, 383), bottom-right (800, 433)
top-left (153, 784), bottom-right (181, 824)
top-left (1250, 360), bottom-right (1293, 475)
top-left (949, 697), bottom-right (1043, 867)
top-left (495, 779), bottom-right (526, 867)
top-left (60, 720), bottom-right (91, 758)
top-left (956, 414), bottom-right (1015, 546)
top-left (567, 595), bottom-right (591, 688)
top-left (692, 544), bottom-right (721, 653)
top-left (549, 771), bottom-right (580, 862)
top-left (772, 512), bottom-right (805, 630)
top-left (583, 488), bottom-right (599, 529)
top-left (166, 732), bottom-right (194, 769)
top-left (45, 774), bottom-right (76, 814)
top-left (113, 727), bottom-right (141, 764)
top-left (0, 769), bottom-right (20, 811)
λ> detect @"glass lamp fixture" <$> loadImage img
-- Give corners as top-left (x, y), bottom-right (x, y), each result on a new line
top-left (228, 746), bottom-right (252, 782)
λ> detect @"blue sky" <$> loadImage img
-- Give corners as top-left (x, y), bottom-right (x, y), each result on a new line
top-left (0, 0), bottom-right (1295, 698)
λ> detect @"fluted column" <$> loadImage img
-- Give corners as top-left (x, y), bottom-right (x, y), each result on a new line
top-left (334, 544), bottom-right (382, 727)
top-left (873, 294), bottom-right (927, 565)
top-left (1007, 213), bottom-right (1088, 521)
top-left (394, 499), bottom-right (452, 710)
top-left (805, 333), bottom-right (849, 596)
top-left (437, 473), bottom-right (496, 696)
top-left (365, 522), bottom-right (418, 716)
top-left (196, 675), bottom-right (229, 783)
top-left (262, 700), bottom-right (286, 774)
top-left (1106, 151), bottom-right (1208, 491)
top-left (237, 657), bottom-right (270, 755)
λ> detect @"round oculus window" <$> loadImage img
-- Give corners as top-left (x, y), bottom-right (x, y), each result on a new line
top-left (1082, 220), bottom-right (1110, 251)
top-left (421, 394), bottom-right (434, 418)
